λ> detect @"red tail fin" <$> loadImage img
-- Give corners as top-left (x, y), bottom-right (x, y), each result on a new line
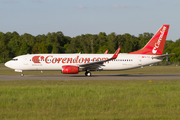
top-left (129, 25), bottom-right (169, 55)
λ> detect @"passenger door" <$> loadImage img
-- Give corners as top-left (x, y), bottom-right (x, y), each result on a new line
top-left (24, 57), bottom-right (28, 65)
top-left (138, 56), bottom-right (142, 65)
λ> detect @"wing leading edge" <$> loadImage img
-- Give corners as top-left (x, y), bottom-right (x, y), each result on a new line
top-left (79, 47), bottom-right (121, 68)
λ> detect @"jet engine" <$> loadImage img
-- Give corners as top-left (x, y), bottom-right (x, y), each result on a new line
top-left (62, 65), bottom-right (79, 74)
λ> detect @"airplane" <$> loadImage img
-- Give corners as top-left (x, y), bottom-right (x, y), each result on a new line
top-left (5, 25), bottom-right (173, 77)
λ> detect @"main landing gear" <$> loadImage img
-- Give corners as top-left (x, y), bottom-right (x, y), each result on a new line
top-left (85, 71), bottom-right (91, 77)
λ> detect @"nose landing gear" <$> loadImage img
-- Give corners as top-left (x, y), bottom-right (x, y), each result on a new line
top-left (20, 72), bottom-right (24, 77)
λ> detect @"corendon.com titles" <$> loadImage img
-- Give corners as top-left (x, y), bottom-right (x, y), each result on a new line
top-left (32, 55), bottom-right (110, 64)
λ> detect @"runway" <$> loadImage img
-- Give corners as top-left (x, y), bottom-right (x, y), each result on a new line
top-left (0, 74), bottom-right (180, 81)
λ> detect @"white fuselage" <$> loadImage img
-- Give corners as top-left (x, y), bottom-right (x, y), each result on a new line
top-left (5, 53), bottom-right (163, 72)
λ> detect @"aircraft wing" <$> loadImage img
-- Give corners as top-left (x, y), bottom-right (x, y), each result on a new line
top-left (79, 47), bottom-right (121, 69)
top-left (104, 50), bottom-right (108, 54)
top-left (152, 53), bottom-right (175, 59)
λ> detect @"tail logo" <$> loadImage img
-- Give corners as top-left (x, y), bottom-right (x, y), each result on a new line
top-left (152, 26), bottom-right (167, 54)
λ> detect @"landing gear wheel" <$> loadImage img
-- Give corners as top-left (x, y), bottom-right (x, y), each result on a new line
top-left (20, 73), bottom-right (24, 77)
top-left (85, 71), bottom-right (91, 77)
top-left (87, 72), bottom-right (91, 76)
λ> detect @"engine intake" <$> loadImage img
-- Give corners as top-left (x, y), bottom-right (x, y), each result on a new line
top-left (62, 65), bottom-right (79, 74)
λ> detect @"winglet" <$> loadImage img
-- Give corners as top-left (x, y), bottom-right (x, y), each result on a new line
top-left (111, 47), bottom-right (121, 59)
top-left (104, 50), bottom-right (108, 54)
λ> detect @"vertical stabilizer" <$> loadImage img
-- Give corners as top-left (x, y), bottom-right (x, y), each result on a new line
top-left (129, 25), bottom-right (169, 55)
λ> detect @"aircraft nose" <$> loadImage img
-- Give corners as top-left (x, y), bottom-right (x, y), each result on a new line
top-left (5, 61), bottom-right (11, 68)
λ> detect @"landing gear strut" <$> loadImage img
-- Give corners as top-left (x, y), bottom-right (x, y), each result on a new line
top-left (85, 71), bottom-right (91, 77)
top-left (20, 72), bottom-right (24, 77)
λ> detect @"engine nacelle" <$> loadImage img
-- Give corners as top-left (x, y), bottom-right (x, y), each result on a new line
top-left (62, 65), bottom-right (79, 74)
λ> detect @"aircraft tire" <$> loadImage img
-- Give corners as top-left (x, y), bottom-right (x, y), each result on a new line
top-left (85, 71), bottom-right (91, 76)
top-left (87, 72), bottom-right (91, 77)
top-left (20, 73), bottom-right (24, 77)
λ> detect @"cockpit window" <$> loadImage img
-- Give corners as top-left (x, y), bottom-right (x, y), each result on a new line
top-left (12, 59), bottom-right (18, 61)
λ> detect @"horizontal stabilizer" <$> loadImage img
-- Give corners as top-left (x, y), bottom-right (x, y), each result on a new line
top-left (152, 53), bottom-right (175, 59)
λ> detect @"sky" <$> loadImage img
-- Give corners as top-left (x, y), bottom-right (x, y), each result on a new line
top-left (0, 0), bottom-right (180, 41)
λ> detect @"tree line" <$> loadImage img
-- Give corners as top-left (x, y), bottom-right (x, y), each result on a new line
top-left (0, 31), bottom-right (180, 63)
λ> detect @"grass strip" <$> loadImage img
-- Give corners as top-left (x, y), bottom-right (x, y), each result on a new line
top-left (0, 80), bottom-right (180, 120)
